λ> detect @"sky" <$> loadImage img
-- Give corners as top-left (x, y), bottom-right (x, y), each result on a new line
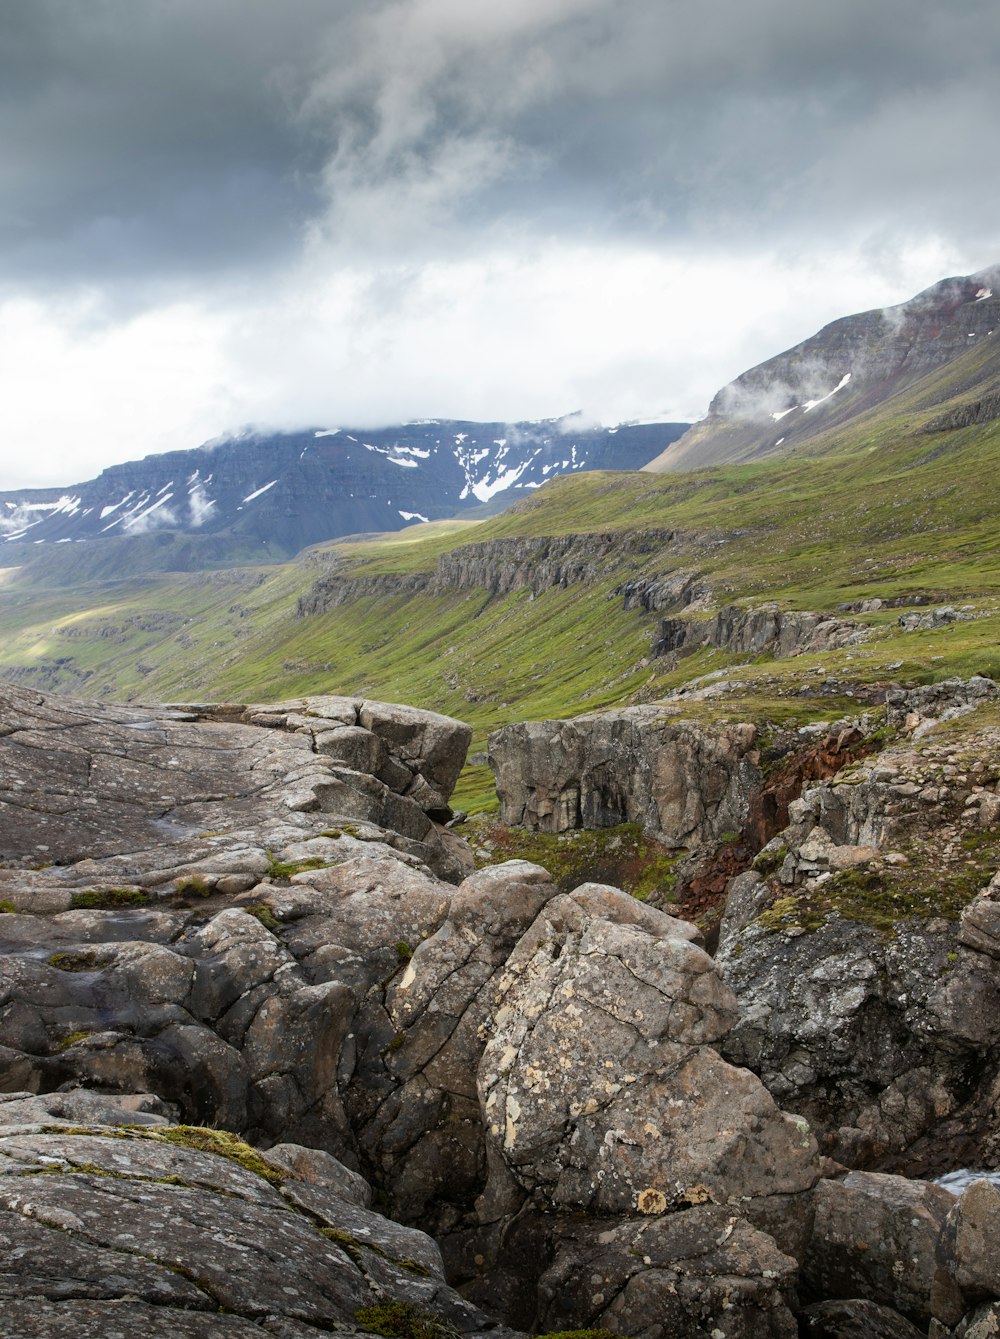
top-left (1, 0), bottom-right (998, 490)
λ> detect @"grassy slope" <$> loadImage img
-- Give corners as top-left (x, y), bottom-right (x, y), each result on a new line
top-left (2, 335), bottom-right (999, 811)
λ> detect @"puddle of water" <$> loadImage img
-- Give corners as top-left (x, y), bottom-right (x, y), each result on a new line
top-left (934, 1169), bottom-right (1000, 1196)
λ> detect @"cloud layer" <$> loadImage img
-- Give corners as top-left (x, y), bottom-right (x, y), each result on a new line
top-left (1, 0), bottom-right (997, 487)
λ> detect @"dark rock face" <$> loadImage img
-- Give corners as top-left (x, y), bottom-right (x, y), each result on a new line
top-left (488, 708), bottom-right (759, 847)
top-left (716, 681), bottom-right (1000, 1171)
top-left (652, 602), bottom-right (868, 660)
top-left (297, 529), bottom-right (678, 618)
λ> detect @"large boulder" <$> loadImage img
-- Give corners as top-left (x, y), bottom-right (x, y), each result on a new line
top-left (802, 1172), bottom-right (964, 1327)
top-left (478, 884), bottom-right (819, 1215)
top-left (537, 1207), bottom-right (800, 1338)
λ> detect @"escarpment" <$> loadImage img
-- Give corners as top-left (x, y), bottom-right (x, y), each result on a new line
top-left (3, 679), bottom-right (1000, 1337)
top-left (296, 529), bottom-right (679, 616)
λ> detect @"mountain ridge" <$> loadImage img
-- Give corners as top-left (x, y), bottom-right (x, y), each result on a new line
top-left (0, 415), bottom-right (687, 566)
top-left (646, 263), bottom-right (1000, 472)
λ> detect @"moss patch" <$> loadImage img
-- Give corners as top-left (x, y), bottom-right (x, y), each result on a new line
top-left (355, 1302), bottom-right (458, 1339)
top-left (245, 903), bottom-right (280, 931)
top-left (55, 1030), bottom-right (94, 1051)
top-left (474, 821), bottom-right (681, 903)
top-left (172, 876), bottom-right (212, 898)
top-left (757, 831), bottom-right (999, 935)
top-left (48, 950), bottom-right (101, 972)
top-left (265, 853), bottom-right (331, 881)
top-left (69, 888), bottom-right (151, 910)
top-left (145, 1126), bottom-right (288, 1185)
top-left (536, 1331), bottom-right (619, 1339)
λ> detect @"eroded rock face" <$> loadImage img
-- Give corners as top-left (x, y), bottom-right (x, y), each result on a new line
top-left (652, 603), bottom-right (868, 662)
top-left (488, 709), bottom-right (759, 847)
top-left (716, 706), bottom-right (1000, 1170)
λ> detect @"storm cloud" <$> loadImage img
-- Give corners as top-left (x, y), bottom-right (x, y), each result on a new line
top-left (1, 0), bottom-right (998, 486)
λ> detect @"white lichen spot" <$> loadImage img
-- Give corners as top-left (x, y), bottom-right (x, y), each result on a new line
top-left (397, 961), bottom-right (417, 991)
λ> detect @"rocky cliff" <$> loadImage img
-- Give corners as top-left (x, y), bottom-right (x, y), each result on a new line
top-left (489, 708), bottom-right (760, 847)
top-left (296, 529), bottom-right (679, 616)
top-left (3, 680), bottom-right (1000, 1337)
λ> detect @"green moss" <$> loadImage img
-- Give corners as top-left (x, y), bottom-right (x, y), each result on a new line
top-left (48, 950), bottom-right (101, 972)
top-left (752, 844), bottom-right (788, 877)
top-left (474, 821), bottom-right (680, 903)
top-left (147, 1126), bottom-right (287, 1184)
top-left (395, 940), bottom-right (413, 960)
top-left (535, 1331), bottom-right (620, 1339)
top-left (266, 852), bottom-right (331, 881)
top-left (0, 899), bottom-right (16, 914)
top-left (245, 903), bottom-right (280, 931)
top-left (173, 876), bottom-right (212, 898)
top-left (757, 843), bottom-right (994, 936)
top-left (70, 888), bottom-right (151, 909)
top-left (354, 1302), bottom-right (459, 1339)
top-left (56, 1030), bottom-right (93, 1051)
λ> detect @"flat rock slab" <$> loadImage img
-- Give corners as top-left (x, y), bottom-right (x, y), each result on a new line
top-left (0, 683), bottom-right (473, 884)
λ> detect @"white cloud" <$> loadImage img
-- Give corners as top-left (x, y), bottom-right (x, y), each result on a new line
top-left (0, 231), bottom-right (981, 489)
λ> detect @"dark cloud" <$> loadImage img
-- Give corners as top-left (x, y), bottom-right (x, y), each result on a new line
top-left (2, 0), bottom-right (999, 296)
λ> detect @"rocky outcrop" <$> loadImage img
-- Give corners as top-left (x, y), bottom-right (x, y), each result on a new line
top-left (297, 530), bottom-right (678, 616)
top-left (616, 568), bottom-right (706, 613)
top-left (925, 391), bottom-right (1000, 432)
top-left (716, 686), bottom-right (1000, 1169)
top-left (885, 674), bottom-right (999, 733)
top-left (4, 678), bottom-right (1000, 1336)
top-left (0, 1093), bottom-right (503, 1339)
top-left (296, 571), bottom-right (431, 615)
top-left (653, 603), bottom-right (868, 660)
top-left (0, 684), bottom-right (471, 879)
top-left (435, 530), bottom-right (674, 597)
top-left (489, 707), bottom-right (759, 848)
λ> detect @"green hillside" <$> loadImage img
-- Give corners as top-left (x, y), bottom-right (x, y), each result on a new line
top-left (2, 336), bottom-right (999, 812)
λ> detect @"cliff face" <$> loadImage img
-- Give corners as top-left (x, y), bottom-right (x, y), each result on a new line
top-left (297, 528), bottom-right (678, 614)
top-left (646, 265), bottom-right (1000, 472)
top-left (488, 708), bottom-right (760, 847)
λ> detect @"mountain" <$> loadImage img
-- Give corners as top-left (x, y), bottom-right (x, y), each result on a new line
top-left (645, 264), bottom-right (1000, 471)
top-left (0, 416), bottom-right (687, 563)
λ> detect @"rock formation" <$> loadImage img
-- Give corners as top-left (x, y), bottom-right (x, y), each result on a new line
top-left (489, 707), bottom-right (759, 847)
top-left (3, 679), bottom-right (1000, 1336)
